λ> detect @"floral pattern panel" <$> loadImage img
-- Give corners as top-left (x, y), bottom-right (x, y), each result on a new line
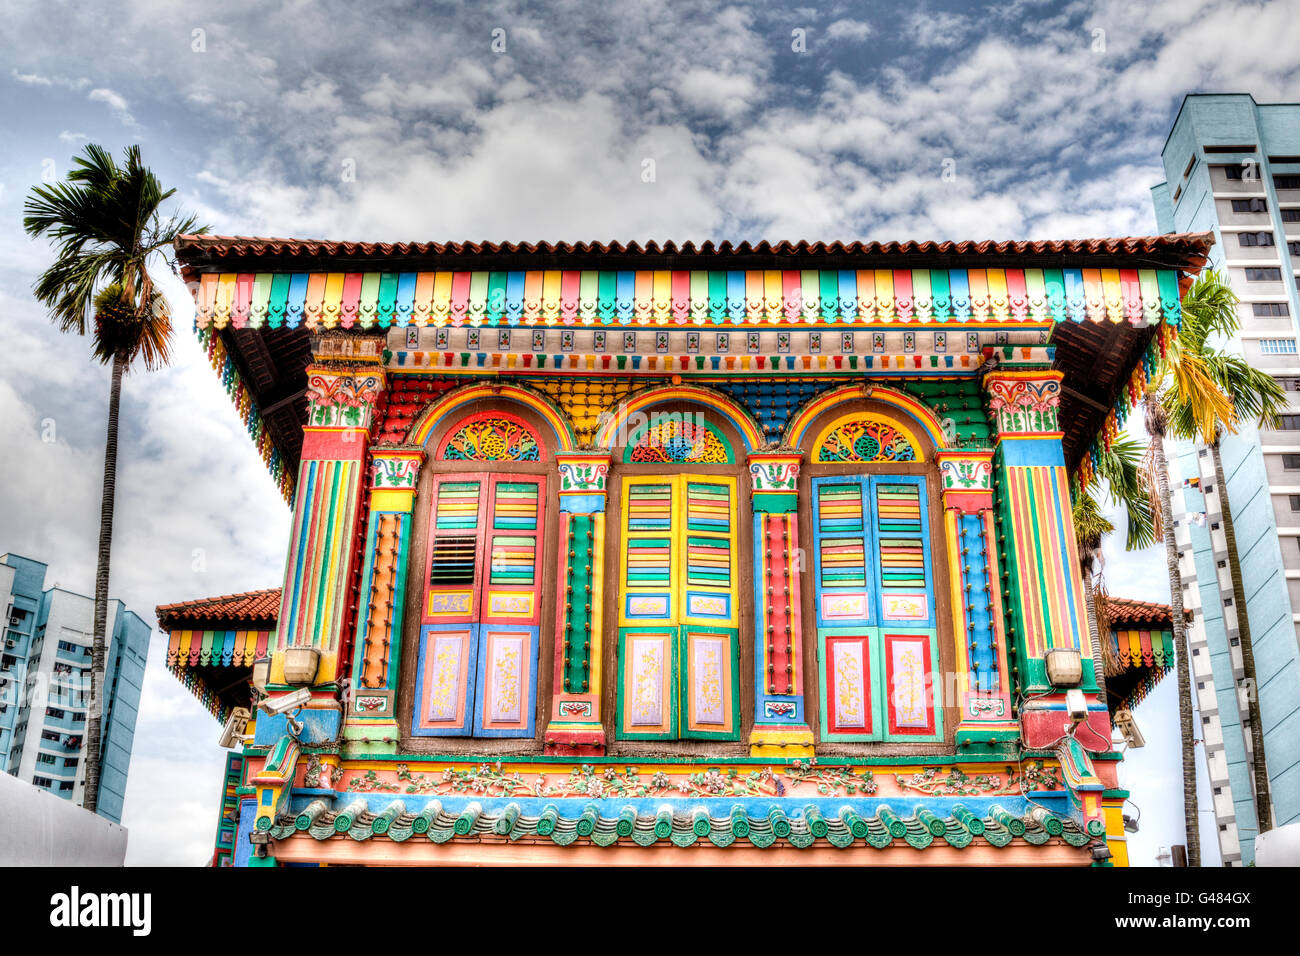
top-left (438, 412), bottom-right (543, 461)
top-left (813, 415), bottom-right (919, 463)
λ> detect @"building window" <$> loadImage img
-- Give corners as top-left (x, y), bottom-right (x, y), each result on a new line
top-left (1211, 522), bottom-right (1220, 530)
top-left (1260, 339), bottom-right (1298, 354)
top-left (1253, 302), bottom-right (1290, 317)
top-left (1275, 174), bottom-right (1300, 189)
top-left (63, 757), bottom-right (77, 768)
top-left (1239, 232), bottom-right (1275, 247)
top-left (411, 414), bottom-right (550, 740)
top-left (45, 707), bottom-right (64, 719)
top-left (1281, 208), bottom-right (1300, 223)
top-left (1231, 198), bottom-right (1267, 213)
top-left (616, 475), bottom-right (742, 740)
top-left (33, 776), bottom-right (52, 788)
top-left (1222, 164), bottom-right (1252, 181)
top-left (1281, 415), bottom-right (1300, 430)
top-left (58, 781), bottom-right (73, 792)
top-left (809, 472), bottom-right (940, 742)
top-left (37, 753), bottom-right (55, 764)
top-left (1224, 598), bottom-right (1233, 606)
top-left (1245, 268), bottom-right (1283, 281)
top-left (1288, 241), bottom-right (1300, 257)
top-left (1283, 454), bottom-right (1300, 469)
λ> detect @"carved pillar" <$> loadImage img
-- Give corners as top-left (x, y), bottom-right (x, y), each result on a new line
top-left (260, 357), bottom-right (385, 746)
top-left (936, 449), bottom-right (1016, 747)
top-left (343, 444), bottom-right (424, 754)
top-left (984, 364), bottom-right (1109, 751)
top-left (544, 453), bottom-right (611, 755)
top-left (747, 452), bottom-right (814, 758)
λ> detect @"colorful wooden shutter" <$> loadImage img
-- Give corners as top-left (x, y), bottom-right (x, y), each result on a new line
top-left (414, 474), bottom-right (544, 738)
top-left (811, 477), bottom-right (879, 740)
top-left (871, 477), bottom-right (940, 739)
top-left (812, 474), bottom-right (941, 742)
top-left (680, 477), bottom-right (739, 738)
top-left (620, 478), bottom-right (677, 624)
top-left (617, 474), bottom-right (740, 740)
top-left (414, 475), bottom-right (487, 735)
top-left (474, 477), bottom-right (544, 736)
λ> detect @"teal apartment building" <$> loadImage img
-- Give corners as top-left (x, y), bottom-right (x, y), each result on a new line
top-left (1152, 94), bottom-right (1300, 864)
top-left (0, 553), bottom-right (149, 824)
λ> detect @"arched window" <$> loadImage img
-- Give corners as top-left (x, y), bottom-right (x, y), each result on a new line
top-left (407, 408), bottom-right (553, 743)
top-left (798, 405), bottom-right (947, 745)
top-left (608, 406), bottom-right (747, 745)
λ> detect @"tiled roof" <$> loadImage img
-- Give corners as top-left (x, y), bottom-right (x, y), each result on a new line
top-left (156, 588), bottom-right (281, 629)
top-left (268, 796), bottom-right (1097, 851)
top-left (1105, 597), bottom-right (1173, 627)
top-left (175, 233), bottom-right (1213, 269)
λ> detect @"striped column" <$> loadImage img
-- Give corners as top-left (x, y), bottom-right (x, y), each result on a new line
top-left (985, 368), bottom-right (1109, 750)
top-left (344, 444), bottom-right (424, 754)
top-left (544, 453), bottom-right (610, 755)
top-left (262, 363), bottom-right (385, 745)
top-left (936, 450), bottom-right (1016, 746)
top-left (747, 452), bottom-right (814, 758)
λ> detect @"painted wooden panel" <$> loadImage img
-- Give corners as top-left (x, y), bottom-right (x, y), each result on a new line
top-left (681, 625), bottom-right (740, 739)
top-left (473, 626), bottom-right (539, 737)
top-left (617, 627), bottom-right (676, 739)
top-left (884, 630), bottom-right (939, 737)
top-left (412, 625), bottom-right (476, 736)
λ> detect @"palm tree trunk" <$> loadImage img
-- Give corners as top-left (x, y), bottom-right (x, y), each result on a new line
top-left (1210, 435), bottom-right (1272, 833)
top-left (84, 350), bottom-right (124, 814)
top-left (1081, 560), bottom-right (1110, 709)
top-left (1151, 430), bottom-right (1201, 866)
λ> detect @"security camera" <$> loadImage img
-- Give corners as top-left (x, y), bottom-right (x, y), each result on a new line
top-left (218, 707), bottom-right (251, 749)
top-left (260, 686), bottom-right (313, 716)
top-left (1065, 688), bottom-right (1087, 724)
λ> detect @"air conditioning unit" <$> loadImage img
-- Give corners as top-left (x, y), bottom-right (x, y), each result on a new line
top-left (8, 616), bottom-right (20, 627)
top-left (4, 640), bottom-right (15, 649)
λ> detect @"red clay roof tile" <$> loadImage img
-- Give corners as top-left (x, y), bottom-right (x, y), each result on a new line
top-left (156, 588), bottom-right (281, 629)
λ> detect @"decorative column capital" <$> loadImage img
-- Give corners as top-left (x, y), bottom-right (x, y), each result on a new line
top-left (556, 452), bottom-right (611, 513)
top-left (935, 449), bottom-right (994, 513)
top-left (747, 450), bottom-right (802, 514)
top-left (302, 365), bottom-right (387, 461)
top-left (983, 369), bottom-right (1063, 438)
top-left (368, 444), bottom-right (425, 512)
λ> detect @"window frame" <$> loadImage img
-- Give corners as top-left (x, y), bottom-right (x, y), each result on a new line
top-left (398, 405), bottom-right (559, 754)
top-left (794, 401), bottom-right (954, 752)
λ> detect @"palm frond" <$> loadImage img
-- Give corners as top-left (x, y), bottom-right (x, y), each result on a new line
top-left (23, 143), bottom-right (204, 367)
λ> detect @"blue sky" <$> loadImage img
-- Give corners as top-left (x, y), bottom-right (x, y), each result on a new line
top-left (2, 0), bottom-right (1296, 864)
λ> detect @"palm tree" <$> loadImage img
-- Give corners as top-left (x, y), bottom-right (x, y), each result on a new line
top-left (1163, 270), bottom-right (1288, 837)
top-left (1074, 438), bottom-right (1157, 711)
top-left (1143, 390), bottom-right (1204, 866)
top-left (22, 144), bottom-right (204, 814)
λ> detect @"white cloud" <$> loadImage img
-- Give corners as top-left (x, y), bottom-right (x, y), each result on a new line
top-left (88, 86), bottom-right (134, 124)
top-left (826, 19), bottom-right (872, 42)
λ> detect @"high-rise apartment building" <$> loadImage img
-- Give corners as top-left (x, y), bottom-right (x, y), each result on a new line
top-left (0, 553), bottom-right (149, 824)
top-left (1152, 93), bottom-right (1300, 864)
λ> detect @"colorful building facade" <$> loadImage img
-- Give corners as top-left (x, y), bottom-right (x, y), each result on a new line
top-left (159, 234), bottom-right (1210, 865)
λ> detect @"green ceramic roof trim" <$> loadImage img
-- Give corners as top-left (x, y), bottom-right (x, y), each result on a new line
top-left (270, 800), bottom-right (1091, 851)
